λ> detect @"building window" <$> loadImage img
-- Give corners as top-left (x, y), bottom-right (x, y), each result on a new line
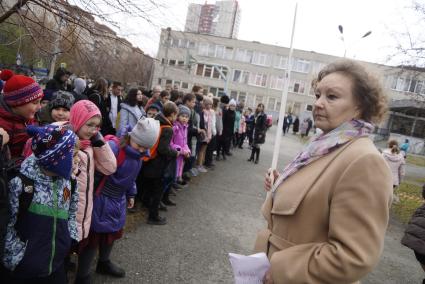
top-left (270, 74), bottom-right (285, 90)
top-left (230, 91), bottom-right (238, 100)
top-left (179, 39), bottom-right (187, 48)
top-left (246, 94), bottom-right (254, 107)
top-left (196, 63), bottom-right (228, 80)
top-left (244, 50), bottom-right (253, 63)
top-left (188, 41), bottom-right (196, 49)
top-left (208, 44), bottom-right (216, 57)
top-left (274, 55), bottom-right (288, 69)
top-left (166, 79), bottom-right (173, 85)
top-left (171, 38), bottom-right (178, 47)
top-left (306, 104), bottom-right (313, 111)
top-left (235, 48), bottom-right (245, 61)
top-left (196, 64), bottom-right (204, 76)
top-left (235, 48), bottom-right (253, 63)
top-left (233, 70), bottom-right (242, 82)
top-left (239, 92), bottom-right (247, 103)
top-left (225, 47), bottom-right (234, 60)
top-left (169, 59), bottom-right (176, 66)
top-left (390, 76), bottom-right (425, 94)
top-left (158, 78), bottom-right (162, 84)
top-left (181, 82), bottom-right (189, 89)
top-left (178, 60), bottom-right (185, 66)
top-left (204, 65), bottom-right (213, 77)
top-left (290, 79), bottom-right (306, 94)
top-left (249, 73), bottom-right (268, 87)
top-left (242, 71), bottom-right (250, 84)
top-left (209, 87), bottom-right (225, 97)
top-left (267, 97), bottom-right (276, 110)
top-left (255, 95), bottom-right (264, 106)
top-left (252, 51), bottom-right (271, 66)
top-left (291, 58), bottom-right (311, 73)
top-left (216, 45), bottom-right (225, 58)
top-left (161, 58), bottom-right (166, 64)
top-left (198, 43), bottom-right (209, 56)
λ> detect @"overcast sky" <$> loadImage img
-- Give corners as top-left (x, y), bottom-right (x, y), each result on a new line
top-left (105, 0), bottom-right (423, 66)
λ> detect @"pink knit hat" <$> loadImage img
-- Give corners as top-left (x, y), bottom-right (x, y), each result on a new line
top-left (69, 100), bottom-right (101, 132)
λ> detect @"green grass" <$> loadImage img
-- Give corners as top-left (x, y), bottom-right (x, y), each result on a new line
top-left (406, 155), bottom-right (425, 167)
top-left (392, 182), bottom-right (424, 223)
top-left (414, 177), bottom-right (425, 184)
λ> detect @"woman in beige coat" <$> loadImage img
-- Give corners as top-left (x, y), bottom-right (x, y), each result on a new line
top-left (258, 60), bottom-right (393, 284)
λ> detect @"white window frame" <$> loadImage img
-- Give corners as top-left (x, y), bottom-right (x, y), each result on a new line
top-left (270, 74), bottom-right (285, 90)
top-left (198, 43), bottom-right (209, 56)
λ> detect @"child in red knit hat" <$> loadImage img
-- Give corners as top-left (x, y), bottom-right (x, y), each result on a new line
top-left (0, 69), bottom-right (43, 159)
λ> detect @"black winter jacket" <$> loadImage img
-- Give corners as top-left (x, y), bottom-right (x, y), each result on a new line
top-left (402, 202), bottom-right (425, 255)
top-left (222, 108), bottom-right (235, 138)
top-left (254, 112), bottom-right (268, 144)
top-left (142, 113), bottom-right (178, 178)
top-left (86, 89), bottom-right (115, 136)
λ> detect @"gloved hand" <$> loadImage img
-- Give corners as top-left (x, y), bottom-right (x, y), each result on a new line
top-left (90, 132), bottom-right (105, 147)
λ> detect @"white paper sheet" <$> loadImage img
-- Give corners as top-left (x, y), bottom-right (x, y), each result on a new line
top-left (228, 252), bottom-right (271, 284)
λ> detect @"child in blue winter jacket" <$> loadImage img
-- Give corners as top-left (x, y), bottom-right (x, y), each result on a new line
top-left (76, 117), bottom-right (160, 282)
top-left (2, 124), bottom-right (78, 284)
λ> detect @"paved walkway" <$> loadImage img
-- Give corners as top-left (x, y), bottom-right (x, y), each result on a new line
top-left (89, 127), bottom-right (424, 283)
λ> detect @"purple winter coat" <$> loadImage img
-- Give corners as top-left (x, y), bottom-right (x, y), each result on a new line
top-left (91, 141), bottom-right (147, 233)
top-left (170, 121), bottom-right (190, 154)
top-left (170, 121), bottom-right (190, 178)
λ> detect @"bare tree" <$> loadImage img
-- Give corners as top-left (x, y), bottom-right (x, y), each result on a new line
top-left (0, 0), bottom-right (164, 82)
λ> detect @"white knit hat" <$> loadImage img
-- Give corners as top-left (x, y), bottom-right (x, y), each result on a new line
top-left (229, 99), bottom-right (237, 106)
top-left (129, 117), bottom-right (160, 148)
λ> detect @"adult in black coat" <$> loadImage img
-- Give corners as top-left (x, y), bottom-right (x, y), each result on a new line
top-left (141, 102), bottom-right (179, 225)
top-left (45, 68), bottom-right (70, 92)
top-left (282, 114), bottom-right (289, 135)
top-left (292, 116), bottom-right (300, 134)
top-left (86, 78), bottom-right (115, 136)
top-left (248, 103), bottom-right (268, 164)
top-left (221, 101), bottom-right (236, 159)
top-left (401, 184), bottom-right (425, 282)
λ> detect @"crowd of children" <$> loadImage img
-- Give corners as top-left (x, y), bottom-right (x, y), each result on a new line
top-left (0, 69), bottom-right (270, 283)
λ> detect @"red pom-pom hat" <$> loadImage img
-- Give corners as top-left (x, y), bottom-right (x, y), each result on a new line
top-left (0, 69), bottom-right (43, 107)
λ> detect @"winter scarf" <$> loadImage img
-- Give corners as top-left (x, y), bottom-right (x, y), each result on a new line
top-left (69, 100), bottom-right (101, 150)
top-left (272, 119), bottom-right (374, 197)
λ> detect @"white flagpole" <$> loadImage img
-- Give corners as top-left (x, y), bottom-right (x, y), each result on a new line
top-left (271, 2), bottom-right (298, 171)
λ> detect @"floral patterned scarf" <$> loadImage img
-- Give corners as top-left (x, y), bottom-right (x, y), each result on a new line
top-left (271, 119), bottom-right (374, 197)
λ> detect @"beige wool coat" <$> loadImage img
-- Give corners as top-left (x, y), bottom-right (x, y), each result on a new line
top-left (255, 137), bottom-right (393, 284)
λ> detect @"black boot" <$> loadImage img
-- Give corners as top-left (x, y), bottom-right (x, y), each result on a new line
top-left (248, 148), bottom-right (255, 162)
top-left (254, 148), bottom-right (260, 164)
top-left (162, 191), bottom-right (176, 206)
top-left (147, 215), bottom-right (167, 225)
top-left (96, 260), bottom-right (125, 278)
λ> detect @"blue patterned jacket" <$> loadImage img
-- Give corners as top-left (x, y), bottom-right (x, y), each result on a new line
top-left (2, 155), bottom-right (79, 277)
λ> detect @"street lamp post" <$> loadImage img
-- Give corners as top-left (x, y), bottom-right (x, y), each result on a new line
top-left (338, 25), bottom-right (372, 57)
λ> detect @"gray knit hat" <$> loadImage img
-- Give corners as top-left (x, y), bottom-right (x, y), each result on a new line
top-left (129, 117), bottom-right (160, 148)
top-left (49, 90), bottom-right (75, 111)
top-left (178, 105), bottom-right (191, 117)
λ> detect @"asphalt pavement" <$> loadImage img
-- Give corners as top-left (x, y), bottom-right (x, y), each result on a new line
top-left (89, 127), bottom-right (424, 283)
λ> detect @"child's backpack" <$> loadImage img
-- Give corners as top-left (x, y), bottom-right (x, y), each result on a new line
top-left (142, 125), bottom-right (171, 162)
top-left (93, 135), bottom-right (126, 196)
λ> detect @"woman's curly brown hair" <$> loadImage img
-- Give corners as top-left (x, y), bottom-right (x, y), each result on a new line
top-left (312, 60), bottom-right (388, 124)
